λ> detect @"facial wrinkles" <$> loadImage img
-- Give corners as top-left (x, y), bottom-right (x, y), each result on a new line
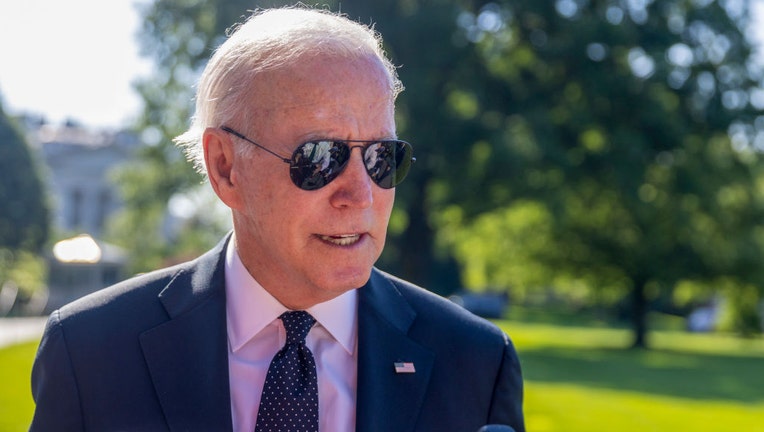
top-left (248, 56), bottom-right (395, 146)
top-left (227, 54), bottom-right (396, 307)
top-left (252, 99), bottom-right (394, 154)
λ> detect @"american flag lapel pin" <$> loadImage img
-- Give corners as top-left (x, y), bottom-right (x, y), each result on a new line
top-left (394, 361), bottom-right (416, 374)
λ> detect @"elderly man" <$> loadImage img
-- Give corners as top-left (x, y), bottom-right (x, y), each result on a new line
top-left (31, 7), bottom-right (524, 432)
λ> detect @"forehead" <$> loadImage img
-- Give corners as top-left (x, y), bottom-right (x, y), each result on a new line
top-left (244, 54), bottom-right (395, 129)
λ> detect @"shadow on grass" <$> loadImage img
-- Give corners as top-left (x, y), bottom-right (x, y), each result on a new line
top-left (519, 346), bottom-right (764, 403)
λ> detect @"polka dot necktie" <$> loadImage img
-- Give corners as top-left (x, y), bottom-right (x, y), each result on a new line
top-left (255, 311), bottom-right (319, 432)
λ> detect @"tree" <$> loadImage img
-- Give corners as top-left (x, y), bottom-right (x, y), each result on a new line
top-left (0, 102), bottom-right (50, 313)
top-left (126, 0), bottom-right (764, 345)
top-left (437, 0), bottom-right (764, 345)
top-left (107, 0), bottom-right (274, 272)
top-left (0, 102), bottom-right (49, 251)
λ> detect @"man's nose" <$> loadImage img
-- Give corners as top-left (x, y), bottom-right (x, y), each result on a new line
top-left (328, 148), bottom-right (374, 209)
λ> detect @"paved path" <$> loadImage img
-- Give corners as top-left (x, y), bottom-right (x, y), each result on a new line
top-left (0, 317), bottom-right (47, 349)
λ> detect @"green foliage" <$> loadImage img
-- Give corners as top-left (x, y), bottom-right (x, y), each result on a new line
top-left (0, 104), bottom-right (49, 251)
top-left (438, 201), bottom-right (556, 292)
top-left (127, 0), bottom-right (764, 341)
top-left (430, 0), bottom-right (764, 342)
top-left (0, 249), bottom-right (47, 298)
top-left (107, 0), bottom-right (269, 272)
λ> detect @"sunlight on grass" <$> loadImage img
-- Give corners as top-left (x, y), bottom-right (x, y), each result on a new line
top-left (498, 319), bottom-right (764, 432)
top-left (0, 341), bottom-right (38, 431)
top-left (525, 382), bottom-right (764, 432)
top-left (501, 319), bottom-right (764, 355)
top-left (2, 320), bottom-right (762, 432)
top-left (503, 321), bottom-right (633, 350)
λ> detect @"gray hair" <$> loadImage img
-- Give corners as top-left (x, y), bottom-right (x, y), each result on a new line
top-left (173, 6), bottom-right (404, 175)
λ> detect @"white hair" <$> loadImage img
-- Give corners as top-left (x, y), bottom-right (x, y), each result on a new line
top-left (173, 6), bottom-right (404, 175)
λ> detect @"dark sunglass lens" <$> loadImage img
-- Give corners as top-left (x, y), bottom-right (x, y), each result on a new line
top-left (290, 141), bottom-right (351, 190)
top-left (364, 141), bottom-right (413, 189)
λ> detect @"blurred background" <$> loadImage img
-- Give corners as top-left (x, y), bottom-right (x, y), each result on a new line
top-left (1, 0), bottom-right (763, 430)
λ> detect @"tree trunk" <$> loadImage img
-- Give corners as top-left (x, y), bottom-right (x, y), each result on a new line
top-left (400, 183), bottom-right (435, 288)
top-left (630, 277), bottom-right (649, 349)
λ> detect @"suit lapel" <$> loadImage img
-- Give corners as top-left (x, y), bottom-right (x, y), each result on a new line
top-left (139, 238), bottom-right (233, 432)
top-left (137, 240), bottom-right (434, 432)
top-left (356, 269), bottom-right (435, 432)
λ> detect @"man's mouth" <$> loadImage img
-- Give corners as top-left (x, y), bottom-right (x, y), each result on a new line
top-left (318, 234), bottom-right (362, 246)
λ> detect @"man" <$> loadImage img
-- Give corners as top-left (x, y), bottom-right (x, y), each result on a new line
top-left (31, 7), bottom-right (524, 432)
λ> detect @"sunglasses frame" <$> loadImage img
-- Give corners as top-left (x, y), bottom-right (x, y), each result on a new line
top-left (220, 126), bottom-right (414, 190)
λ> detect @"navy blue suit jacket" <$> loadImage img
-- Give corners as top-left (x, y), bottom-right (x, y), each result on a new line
top-left (30, 236), bottom-right (524, 431)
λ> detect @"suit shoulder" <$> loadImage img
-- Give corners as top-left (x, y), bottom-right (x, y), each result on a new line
top-left (376, 270), bottom-right (508, 344)
top-left (55, 260), bottom-right (192, 325)
top-left (56, 235), bottom-right (229, 323)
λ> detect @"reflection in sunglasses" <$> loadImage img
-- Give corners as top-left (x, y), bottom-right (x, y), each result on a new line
top-left (221, 126), bottom-right (414, 191)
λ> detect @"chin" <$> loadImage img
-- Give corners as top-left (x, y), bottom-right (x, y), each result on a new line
top-left (323, 266), bottom-right (374, 291)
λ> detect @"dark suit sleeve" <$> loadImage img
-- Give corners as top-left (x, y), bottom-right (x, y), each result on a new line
top-left (30, 311), bottom-right (84, 432)
top-left (487, 334), bottom-right (525, 432)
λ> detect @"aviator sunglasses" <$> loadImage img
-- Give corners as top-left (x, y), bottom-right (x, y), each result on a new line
top-left (221, 126), bottom-right (415, 191)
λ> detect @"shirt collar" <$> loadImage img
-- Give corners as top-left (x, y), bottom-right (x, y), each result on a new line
top-left (225, 234), bottom-right (357, 355)
top-left (307, 288), bottom-right (357, 355)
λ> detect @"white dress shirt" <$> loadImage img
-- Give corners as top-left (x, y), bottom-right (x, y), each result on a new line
top-left (224, 236), bottom-right (358, 432)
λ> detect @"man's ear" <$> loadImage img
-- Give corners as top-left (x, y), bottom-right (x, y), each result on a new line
top-left (203, 127), bottom-right (242, 209)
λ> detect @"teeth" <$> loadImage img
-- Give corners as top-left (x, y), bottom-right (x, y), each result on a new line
top-left (319, 234), bottom-right (361, 246)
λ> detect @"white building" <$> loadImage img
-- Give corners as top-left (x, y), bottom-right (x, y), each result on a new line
top-left (46, 234), bottom-right (127, 312)
top-left (28, 121), bottom-right (141, 237)
top-left (22, 120), bottom-right (141, 312)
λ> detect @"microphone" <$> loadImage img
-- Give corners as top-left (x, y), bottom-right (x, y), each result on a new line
top-left (476, 425), bottom-right (516, 432)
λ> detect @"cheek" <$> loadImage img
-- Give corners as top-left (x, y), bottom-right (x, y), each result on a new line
top-left (375, 191), bottom-right (395, 228)
top-left (234, 153), bottom-right (283, 203)
top-left (235, 165), bottom-right (279, 224)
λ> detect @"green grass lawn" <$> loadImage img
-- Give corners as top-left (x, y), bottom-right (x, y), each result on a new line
top-left (1, 320), bottom-right (762, 431)
top-left (0, 341), bottom-right (38, 432)
top-left (498, 319), bottom-right (764, 432)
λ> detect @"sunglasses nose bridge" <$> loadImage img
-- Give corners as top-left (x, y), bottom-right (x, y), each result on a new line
top-left (344, 143), bottom-right (372, 167)
top-left (347, 143), bottom-right (368, 155)
top-left (328, 145), bottom-right (375, 202)
top-left (341, 144), bottom-right (372, 176)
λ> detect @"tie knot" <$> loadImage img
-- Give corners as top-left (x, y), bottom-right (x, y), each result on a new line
top-left (280, 311), bottom-right (315, 345)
